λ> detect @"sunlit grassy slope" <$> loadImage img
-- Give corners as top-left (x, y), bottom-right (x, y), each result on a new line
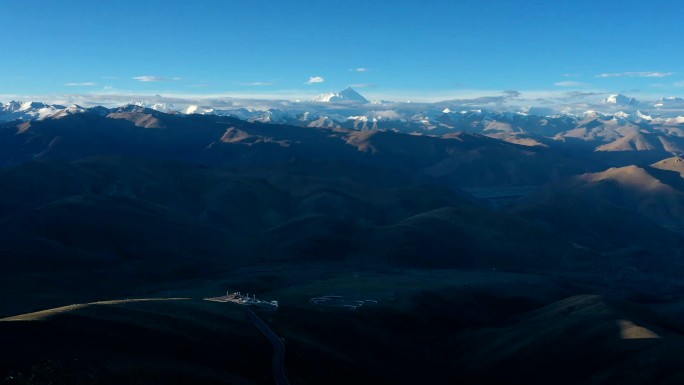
top-left (1, 298), bottom-right (190, 322)
top-left (0, 299), bottom-right (271, 385)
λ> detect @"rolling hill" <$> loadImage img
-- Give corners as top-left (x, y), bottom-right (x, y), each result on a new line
top-left (2, 105), bottom-right (684, 385)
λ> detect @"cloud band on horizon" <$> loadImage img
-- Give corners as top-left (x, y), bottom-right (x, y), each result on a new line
top-left (64, 82), bottom-right (97, 86)
top-left (596, 72), bottom-right (674, 78)
top-left (133, 76), bottom-right (182, 82)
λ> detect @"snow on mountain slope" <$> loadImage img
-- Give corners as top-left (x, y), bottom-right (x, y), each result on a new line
top-left (130, 101), bottom-right (179, 113)
top-left (4, 93), bottom-right (684, 154)
top-left (185, 105), bottom-right (215, 115)
top-left (312, 87), bottom-right (369, 103)
top-left (48, 105), bottom-right (87, 119)
top-left (604, 94), bottom-right (638, 106)
top-left (0, 101), bottom-right (66, 122)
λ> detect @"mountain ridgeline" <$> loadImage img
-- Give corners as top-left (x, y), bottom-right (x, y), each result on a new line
top-left (3, 101), bottom-right (684, 385)
top-left (5, 91), bottom-right (684, 165)
top-left (1, 105), bottom-right (684, 274)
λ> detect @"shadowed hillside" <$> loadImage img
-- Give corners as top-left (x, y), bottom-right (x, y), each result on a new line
top-left (2, 110), bottom-right (684, 385)
top-left (0, 109), bottom-right (602, 188)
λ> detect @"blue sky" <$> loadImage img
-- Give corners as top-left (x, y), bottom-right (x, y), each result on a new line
top-left (1, 0), bottom-right (683, 102)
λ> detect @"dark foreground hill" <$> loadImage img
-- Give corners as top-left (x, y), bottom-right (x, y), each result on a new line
top-left (4, 271), bottom-right (684, 385)
top-left (0, 155), bottom-right (583, 316)
top-left (2, 109), bottom-right (684, 384)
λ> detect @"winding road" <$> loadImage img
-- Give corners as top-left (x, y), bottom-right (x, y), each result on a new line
top-left (2, 298), bottom-right (292, 385)
top-left (244, 308), bottom-right (291, 385)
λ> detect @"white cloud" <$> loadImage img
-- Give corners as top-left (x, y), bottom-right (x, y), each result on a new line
top-left (674, 81), bottom-right (684, 87)
top-left (554, 81), bottom-right (587, 87)
top-left (370, 110), bottom-right (403, 120)
top-left (188, 83), bottom-right (211, 88)
top-left (240, 81), bottom-right (275, 86)
top-left (596, 72), bottom-right (674, 78)
top-left (305, 76), bottom-right (325, 84)
top-left (350, 68), bottom-right (369, 72)
top-left (133, 76), bottom-right (182, 82)
top-left (0, 88), bottom-right (603, 107)
top-left (64, 82), bottom-right (97, 86)
top-left (6, 86), bottom-right (681, 115)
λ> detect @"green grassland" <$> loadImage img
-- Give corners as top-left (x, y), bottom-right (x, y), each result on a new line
top-left (1, 299), bottom-right (271, 385)
top-left (4, 267), bottom-right (684, 384)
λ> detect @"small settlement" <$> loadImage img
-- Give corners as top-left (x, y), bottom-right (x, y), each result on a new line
top-left (205, 291), bottom-right (279, 310)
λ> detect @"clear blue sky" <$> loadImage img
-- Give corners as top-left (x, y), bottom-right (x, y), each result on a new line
top-left (1, 0), bottom-right (683, 101)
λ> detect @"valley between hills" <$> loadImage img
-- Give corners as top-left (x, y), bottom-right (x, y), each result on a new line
top-left (2, 104), bottom-right (684, 384)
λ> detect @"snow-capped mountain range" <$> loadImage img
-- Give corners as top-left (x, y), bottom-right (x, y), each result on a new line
top-left (0, 101), bottom-right (92, 122)
top-left (4, 89), bottom-right (684, 154)
top-left (5, 89), bottom-right (684, 123)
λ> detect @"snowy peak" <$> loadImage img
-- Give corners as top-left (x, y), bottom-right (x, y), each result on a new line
top-left (311, 92), bottom-right (337, 103)
top-left (130, 101), bottom-right (179, 113)
top-left (338, 87), bottom-right (369, 103)
top-left (186, 105), bottom-right (215, 115)
top-left (47, 104), bottom-right (87, 119)
top-left (636, 111), bottom-right (653, 121)
top-left (65, 104), bottom-right (85, 113)
top-left (604, 94), bottom-right (638, 106)
top-left (19, 101), bottom-right (49, 111)
top-left (312, 87), bottom-right (369, 104)
top-left (0, 101), bottom-right (65, 122)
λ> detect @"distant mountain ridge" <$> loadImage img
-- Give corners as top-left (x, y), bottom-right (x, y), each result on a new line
top-left (6, 89), bottom-right (684, 124)
top-left (4, 89), bottom-right (684, 160)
